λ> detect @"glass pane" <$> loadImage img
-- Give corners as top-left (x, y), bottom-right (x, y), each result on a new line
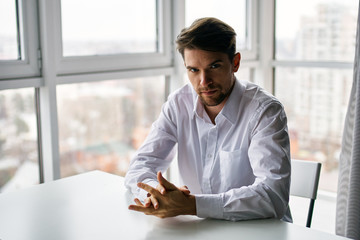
top-left (275, 67), bottom-right (353, 192)
top-left (57, 76), bottom-right (165, 178)
top-left (61, 0), bottom-right (158, 56)
top-left (0, 88), bottom-right (39, 193)
top-left (235, 67), bottom-right (252, 82)
top-left (185, 0), bottom-right (247, 50)
top-left (0, 0), bottom-right (19, 60)
top-left (276, 0), bottom-right (357, 61)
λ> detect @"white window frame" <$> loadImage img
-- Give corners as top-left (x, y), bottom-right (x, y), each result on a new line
top-left (51, 0), bottom-right (173, 76)
top-left (0, 0), bottom-right (40, 80)
top-left (240, 0), bottom-right (258, 61)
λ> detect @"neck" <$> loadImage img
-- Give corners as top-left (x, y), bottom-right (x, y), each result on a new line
top-left (205, 79), bottom-right (235, 124)
top-left (204, 99), bottom-right (226, 124)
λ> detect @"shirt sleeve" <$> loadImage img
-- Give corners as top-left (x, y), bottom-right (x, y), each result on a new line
top-left (124, 100), bottom-right (178, 201)
top-left (195, 102), bottom-right (291, 221)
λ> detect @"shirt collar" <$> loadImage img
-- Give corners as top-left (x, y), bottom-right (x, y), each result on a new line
top-left (192, 78), bottom-right (244, 125)
top-left (193, 91), bottom-right (212, 123)
top-left (219, 78), bottom-right (244, 125)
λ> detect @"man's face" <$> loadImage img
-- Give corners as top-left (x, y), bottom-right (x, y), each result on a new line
top-left (184, 49), bottom-right (240, 107)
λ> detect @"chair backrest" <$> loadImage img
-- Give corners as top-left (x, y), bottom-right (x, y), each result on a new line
top-left (290, 159), bottom-right (322, 227)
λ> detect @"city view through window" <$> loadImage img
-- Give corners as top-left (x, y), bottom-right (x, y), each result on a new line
top-left (57, 77), bottom-right (165, 178)
top-left (275, 0), bottom-right (357, 192)
top-left (0, 89), bottom-right (39, 193)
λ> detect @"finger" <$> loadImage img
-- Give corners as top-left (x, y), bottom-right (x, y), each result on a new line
top-left (144, 197), bottom-right (151, 207)
top-left (134, 198), bottom-right (144, 206)
top-left (137, 182), bottom-right (160, 197)
top-left (150, 195), bottom-right (159, 209)
top-left (128, 204), bottom-right (154, 214)
top-left (157, 172), bottom-right (177, 191)
top-left (179, 186), bottom-right (191, 195)
top-left (156, 184), bottom-right (166, 195)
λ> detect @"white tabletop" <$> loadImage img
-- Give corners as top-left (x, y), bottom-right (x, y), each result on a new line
top-left (0, 171), bottom-right (349, 240)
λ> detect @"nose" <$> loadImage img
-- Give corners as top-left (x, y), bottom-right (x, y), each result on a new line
top-left (199, 71), bottom-right (212, 86)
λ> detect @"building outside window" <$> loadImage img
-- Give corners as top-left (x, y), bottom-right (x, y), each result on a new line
top-left (0, 88), bottom-right (39, 193)
top-left (57, 77), bottom-right (165, 178)
top-left (275, 0), bottom-right (357, 193)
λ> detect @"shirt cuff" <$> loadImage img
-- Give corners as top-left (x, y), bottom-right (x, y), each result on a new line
top-left (195, 193), bottom-right (223, 219)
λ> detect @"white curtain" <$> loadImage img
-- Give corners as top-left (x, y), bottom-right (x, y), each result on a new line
top-left (336, 3), bottom-right (360, 239)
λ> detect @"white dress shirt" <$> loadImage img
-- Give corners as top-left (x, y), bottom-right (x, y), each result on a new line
top-left (125, 79), bottom-right (292, 222)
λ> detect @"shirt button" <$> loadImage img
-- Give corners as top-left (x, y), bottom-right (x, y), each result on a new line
top-left (208, 154), bottom-right (212, 158)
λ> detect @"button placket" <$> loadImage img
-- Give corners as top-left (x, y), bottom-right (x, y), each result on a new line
top-left (202, 126), bottom-right (218, 193)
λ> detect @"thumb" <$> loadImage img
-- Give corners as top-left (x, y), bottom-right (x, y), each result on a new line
top-left (157, 171), bottom-right (177, 191)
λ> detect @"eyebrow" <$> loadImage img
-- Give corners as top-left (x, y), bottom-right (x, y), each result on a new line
top-left (186, 59), bottom-right (223, 70)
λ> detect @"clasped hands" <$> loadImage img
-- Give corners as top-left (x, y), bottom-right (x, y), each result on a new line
top-left (128, 172), bottom-right (196, 218)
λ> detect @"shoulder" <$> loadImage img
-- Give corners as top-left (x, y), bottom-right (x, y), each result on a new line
top-left (168, 83), bottom-right (194, 99)
top-left (160, 83), bottom-right (196, 122)
top-left (167, 83), bottom-right (196, 107)
top-left (240, 80), bottom-right (284, 112)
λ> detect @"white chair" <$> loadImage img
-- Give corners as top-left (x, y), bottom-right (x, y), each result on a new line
top-left (290, 159), bottom-right (322, 228)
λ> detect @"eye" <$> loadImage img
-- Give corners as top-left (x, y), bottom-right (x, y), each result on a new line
top-left (210, 64), bottom-right (220, 69)
top-left (189, 68), bottom-right (198, 73)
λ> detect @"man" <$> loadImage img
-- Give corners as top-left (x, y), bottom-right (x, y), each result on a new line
top-left (125, 17), bottom-right (292, 222)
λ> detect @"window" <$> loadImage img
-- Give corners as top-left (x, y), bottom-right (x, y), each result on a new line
top-left (276, 0), bottom-right (357, 61)
top-left (184, 0), bottom-right (256, 83)
top-left (56, 0), bottom-right (172, 75)
top-left (0, 88), bottom-right (39, 193)
top-left (61, 0), bottom-right (158, 56)
top-left (0, 0), bottom-right (19, 60)
top-left (275, 67), bottom-right (352, 191)
top-left (185, 0), bottom-right (248, 51)
top-left (0, 0), bottom-right (39, 79)
top-left (0, 0), bottom-right (172, 185)
top-left (57, 76), bottom-right (165, 178)
top-left (275, 0), bottom-right (357, 192)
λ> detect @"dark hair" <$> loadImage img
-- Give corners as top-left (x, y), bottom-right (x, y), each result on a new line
top-left (176, 17), bottom-right (237, 61)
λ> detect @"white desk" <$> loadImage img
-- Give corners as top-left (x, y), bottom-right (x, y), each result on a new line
top-left (0, 171), bottom-right (349, 240)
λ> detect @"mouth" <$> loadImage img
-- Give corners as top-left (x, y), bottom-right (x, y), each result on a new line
top-left (200, 89), bottom-right (217, 96)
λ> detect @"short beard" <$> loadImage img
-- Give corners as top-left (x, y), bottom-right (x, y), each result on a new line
top-left (198, 81), bottom-right (235, 107)
top-left (199, 92), bottom-right (227, 106)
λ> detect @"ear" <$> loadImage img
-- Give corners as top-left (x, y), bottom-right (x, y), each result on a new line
top-left (232, 52), bottom-right (241, 72)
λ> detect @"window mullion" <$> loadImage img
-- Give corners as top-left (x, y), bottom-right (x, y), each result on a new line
top-left (38, 0), bottom-right (61, 182)
top-left (272, 60), bottom-right (354, 69)
top-left (254, 0), bottom-right (275, 93)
